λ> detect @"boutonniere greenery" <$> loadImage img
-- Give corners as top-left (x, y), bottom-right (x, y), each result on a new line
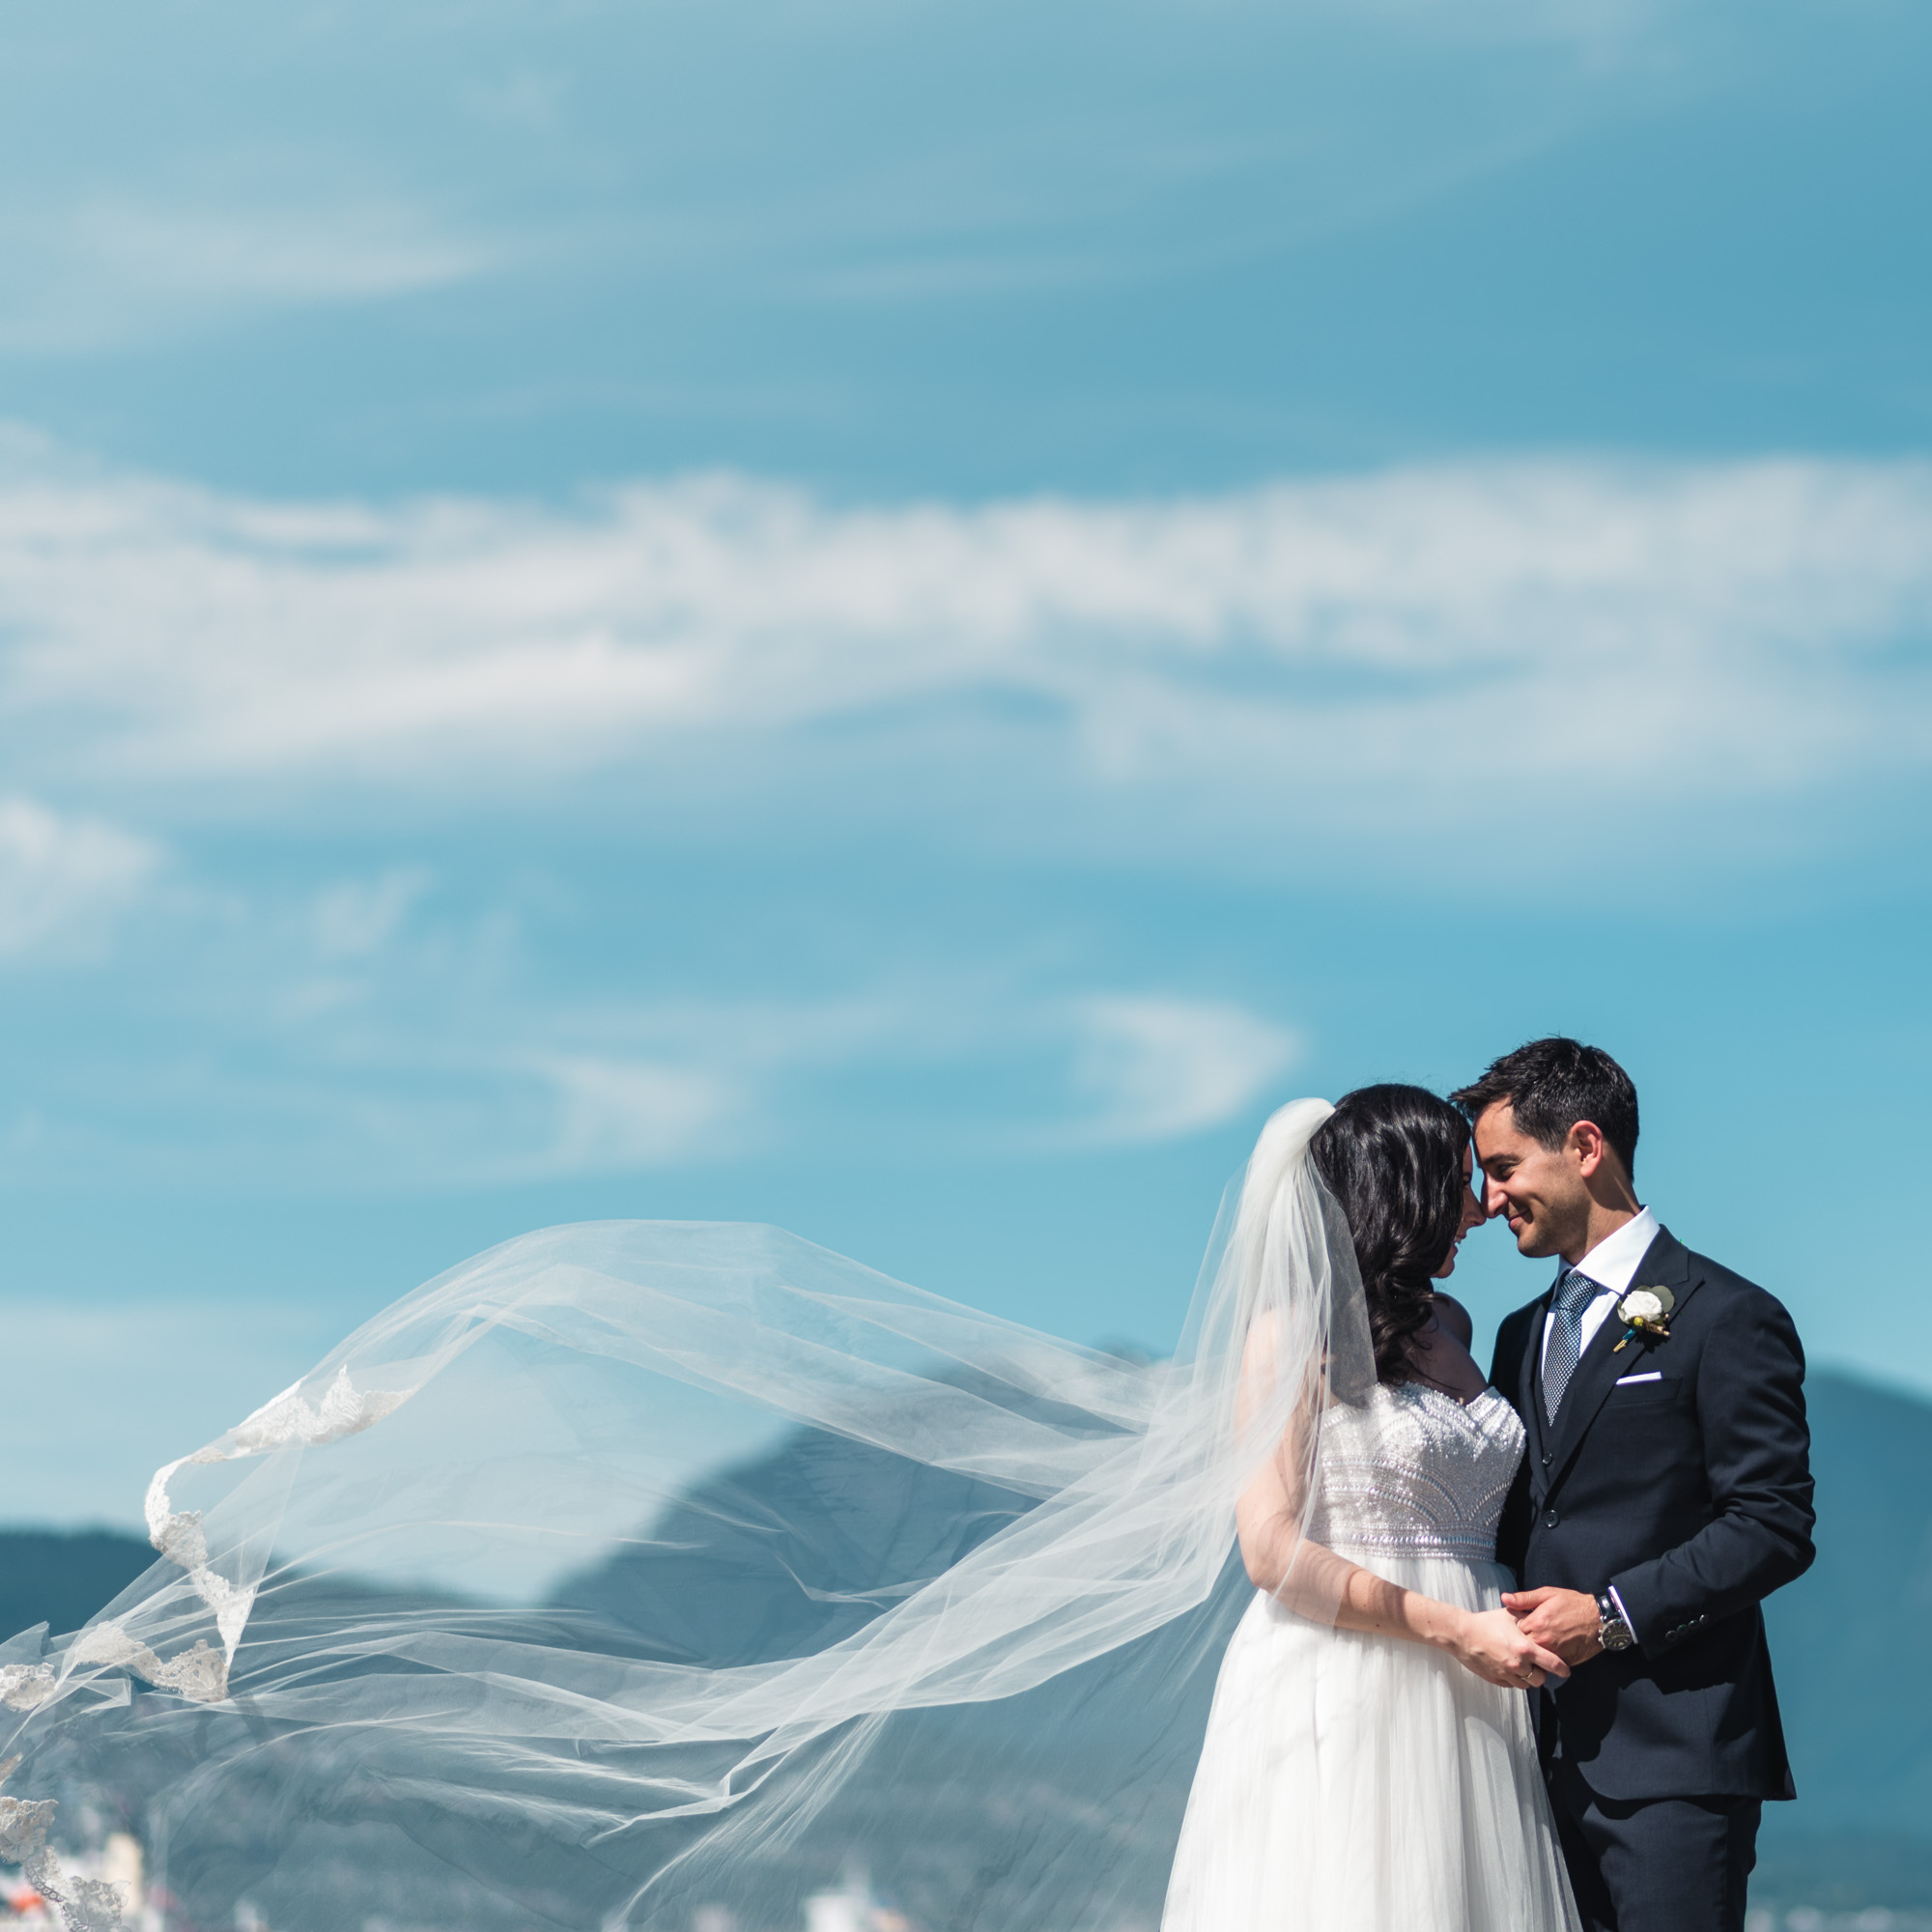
top-left (1611, 1285), bottom-right (1675, 1353)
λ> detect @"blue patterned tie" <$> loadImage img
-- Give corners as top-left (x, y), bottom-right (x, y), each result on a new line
top-left (1543, 1268), bottom-right (1601, 1420)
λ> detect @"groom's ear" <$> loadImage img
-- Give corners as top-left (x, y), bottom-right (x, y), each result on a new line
top-left (1567, 1120), bottom-right (1611, 1177)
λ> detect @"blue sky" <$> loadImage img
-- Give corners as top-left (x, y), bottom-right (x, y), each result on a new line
top-left (2, 0), bottom-right (1929, 1527)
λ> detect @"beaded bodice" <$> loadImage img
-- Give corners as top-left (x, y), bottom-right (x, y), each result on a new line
top-left (1305, 1382), bottom-right (1525, 1562)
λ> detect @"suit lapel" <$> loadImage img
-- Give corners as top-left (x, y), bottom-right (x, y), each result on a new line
top-left (1543, 1227), bottom-right (1702, 1493)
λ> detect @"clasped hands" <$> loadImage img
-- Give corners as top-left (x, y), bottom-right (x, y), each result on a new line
top-left (1454, 1587), bottom-right (1601, 1691)
top-left (1502, 1586), bottom-right (1605, 1667)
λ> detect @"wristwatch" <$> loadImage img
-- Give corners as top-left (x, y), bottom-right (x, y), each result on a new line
top-left (1596, 1591), bottom-right (1635, 1653)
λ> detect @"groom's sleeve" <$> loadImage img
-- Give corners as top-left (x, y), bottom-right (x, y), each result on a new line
top-left (1608, 1284), bottom-right (1816, 1659)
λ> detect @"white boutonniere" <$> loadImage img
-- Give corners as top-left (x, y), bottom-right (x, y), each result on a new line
top-left (1611, 1285), bottom-right (1675, 1353)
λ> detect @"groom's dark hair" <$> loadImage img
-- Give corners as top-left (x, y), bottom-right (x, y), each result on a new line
top-left (1451, 1037), bottom-right (1639, 1179)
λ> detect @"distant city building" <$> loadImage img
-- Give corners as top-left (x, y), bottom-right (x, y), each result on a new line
top-left (803, 1862), bottom-right (911, 1932)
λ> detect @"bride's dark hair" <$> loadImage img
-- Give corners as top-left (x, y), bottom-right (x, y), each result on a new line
top-left (1309, 1083), bottom-right (1470, 1385)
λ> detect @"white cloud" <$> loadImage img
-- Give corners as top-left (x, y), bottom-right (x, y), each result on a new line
top-left (513, 984), bottom-right (1303, 1173)
top-left (447, 986), bottom-right (1303, 1179)
top-left (307, 868), bottom-right (430, 963)
top-left (0, 952), bottom-right (1300, 1188)
top-left (1, 450), bottom-right (1928, 870)
top-left (1067, 996), bottom-right (1302, 1146)
top-left (0, 202), bottom-right (491, 352)
top-left (533, 1052), bottom-right (744, 1173)
top-left (0, 440), bottom-right (1928, 1192)
top-left (71, 200), bottom-right (486, 304)
top-left (0, 795), bottom-right (159, 960)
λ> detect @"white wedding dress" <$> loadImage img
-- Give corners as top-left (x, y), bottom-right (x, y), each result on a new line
top-left (1162, 1378), bottom-right (1583, 1932)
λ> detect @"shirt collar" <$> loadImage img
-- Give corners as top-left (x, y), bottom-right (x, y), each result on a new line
top-left (1569, 1206), bottom-right (1660, 1298)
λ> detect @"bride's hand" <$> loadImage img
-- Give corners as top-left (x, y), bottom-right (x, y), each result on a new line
top-left (1448, 1607), bottom-right (1571, 1690)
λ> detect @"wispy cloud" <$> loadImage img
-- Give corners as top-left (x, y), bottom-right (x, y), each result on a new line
top-left (505, 986), bottom-right (1298, 1176)
top-left (532, 1052), bottom-right (745, 1175)
top-left (0, 795), bottom-right (159, 960)
top-left (1066, 996), bottom-right (1302, 1147)
top-left (0, 201), bottom-right (492, 352)
top-left (3, 446), bottom-right (1929, 868)
top-left (3, 440), bottom-right (1929, 1189)
top-left (0, 938), bottom-right (1300, 1187)
top-left (0, 818), bottom-right (1298, 1183)
top-left (306, 867), bottom-right (431, 964)
top-left (0, 0), bottom-right (1701, 352)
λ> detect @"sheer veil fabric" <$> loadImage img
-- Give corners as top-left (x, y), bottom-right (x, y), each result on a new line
top-left (1, 1100), bottom-right (1442, 1930)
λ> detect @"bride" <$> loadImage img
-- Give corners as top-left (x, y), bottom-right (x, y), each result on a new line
top-left (1162, 1084), bottom-right (1581, 1931)
top-left (3, 1089), bottom-right (1580, 1932)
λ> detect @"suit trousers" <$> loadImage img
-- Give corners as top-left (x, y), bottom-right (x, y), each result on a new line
top-left (1548, 1762), bottom-right (1761, 1932)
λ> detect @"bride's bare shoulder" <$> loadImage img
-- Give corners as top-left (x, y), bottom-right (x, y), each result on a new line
top-left (1404, 1299), bottom-right (1488, 1402)
top-left (1430, 1292), bottom-right (1473, 1350)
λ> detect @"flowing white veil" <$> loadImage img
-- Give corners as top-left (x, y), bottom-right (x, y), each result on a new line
top-left (0, 1099), bottom-right (1377, 1931)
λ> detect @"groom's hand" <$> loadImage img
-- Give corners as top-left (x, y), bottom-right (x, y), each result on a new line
top-left (1501, 1587), bottom-right (1604, 1665)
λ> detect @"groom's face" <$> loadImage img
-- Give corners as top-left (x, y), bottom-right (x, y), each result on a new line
top-left (1471, 1102), bottom-right (1591, 1261)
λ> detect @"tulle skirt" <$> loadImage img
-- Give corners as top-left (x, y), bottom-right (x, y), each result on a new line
top-left (1161, 1551), bottom-right (1582, 1932)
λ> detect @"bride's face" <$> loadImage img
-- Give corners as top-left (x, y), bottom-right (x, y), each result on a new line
top-left (1432, 1144), bottom-right (1486, 1280)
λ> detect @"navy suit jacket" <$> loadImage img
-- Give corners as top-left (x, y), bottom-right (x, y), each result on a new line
top-left (1490, 1226), bottom-right (1815, 1802)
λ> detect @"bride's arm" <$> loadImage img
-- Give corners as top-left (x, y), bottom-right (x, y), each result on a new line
top-left (1243, 1519), bottom-right (1568, 1688)
top-left (1232, 1328), bottom-right (1568, 1690)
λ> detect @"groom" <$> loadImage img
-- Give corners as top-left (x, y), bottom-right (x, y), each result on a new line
top-left (1454, 1039), bottom-right (1814, 1932)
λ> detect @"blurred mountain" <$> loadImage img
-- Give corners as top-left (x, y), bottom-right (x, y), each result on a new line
top-left (1755, 1371), bottom-right (1932, 1911)
top-left (546, 1418), bottom-right (1037, 1668)
top-left (1763, 1370), bottom-right (1932, 1827)
top-left (0, 1527), bottom-right (156, 1642)
top-left (2, 1365), bottom-right (1926, 1920)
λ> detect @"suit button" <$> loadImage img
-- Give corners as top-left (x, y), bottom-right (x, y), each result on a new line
top-left (1541, 1454), bottom-right (1551, 1466)
top-left (1542, 1509), bottom-right (1559, 1528)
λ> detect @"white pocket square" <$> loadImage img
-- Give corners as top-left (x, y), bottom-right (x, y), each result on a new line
top-left (1615, 1371), bottom-right (1662, 1385)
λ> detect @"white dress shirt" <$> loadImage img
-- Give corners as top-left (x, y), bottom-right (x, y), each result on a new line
top-left (1538, 1206), bottom-right (1661, 1372)
top-left (1534, 1204), bottom-right (1660, 1637)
